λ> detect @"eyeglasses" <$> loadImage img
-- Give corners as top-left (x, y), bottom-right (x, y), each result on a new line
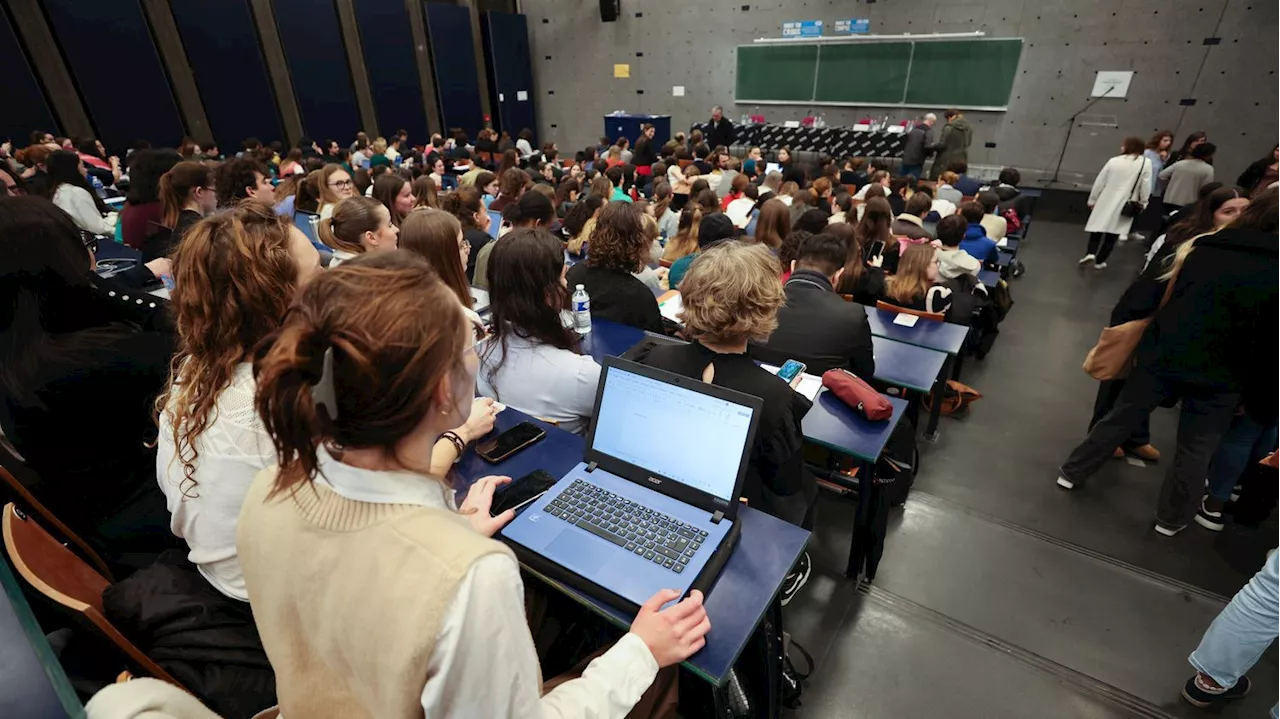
top-left (328, 179), bottom-right (354, 189)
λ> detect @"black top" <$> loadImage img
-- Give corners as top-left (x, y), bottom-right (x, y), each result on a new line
top-left (140, 208), bottom-right (201, 263)
top-left (634, 341), bottom-right (811, 508)
top-left (0, 282), bottom-right (178, 566)
top-left (882, 284), bottom-right (953, 317)
top-left (901, 125), bottom-right (932, 166)
top-left (835, 265), bottom-right (887, 306)
top-left (1137, 228), bottom-right (1278, 422)
top-left (782, 163), bottom-right (807, 188)
top-left (692, 160), bottom-right (713, 175)
top-left (632, 137), bottom-right (657, 168)
top-left (887, 193), bottom-right (906, 216)
top-left (565, 263), bottom-right (664, 333)
top-left (705, 117), bottom-right (736, 150)
top-left (463, 227), bottom-right (491, 283)
top-left (474, 138), bottom-right (498, 155)
top-left (751, 270), bottom-right (876, 378)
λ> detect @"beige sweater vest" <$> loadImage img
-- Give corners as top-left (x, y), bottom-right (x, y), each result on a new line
top-left (237, 469), bottom-right (513, 718)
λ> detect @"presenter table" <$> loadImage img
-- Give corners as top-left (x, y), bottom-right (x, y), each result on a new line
top-left (691, 122), bottom-right (907, 159)
top-left (456, 409), bottom-right (808, 717)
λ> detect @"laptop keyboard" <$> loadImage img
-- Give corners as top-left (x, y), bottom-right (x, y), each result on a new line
top-left (543, 480), bottom-right (709, 574)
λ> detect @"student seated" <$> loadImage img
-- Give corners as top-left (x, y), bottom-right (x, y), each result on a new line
top-left (950, 161), bottom-right (983, 196)
top-left (933, 170), bottom-right (963, 206)
top-left (372, 172), bottom-right (416, 228)
top-left (398, 208), bottom-right (485, 325)
top-left (605, 166), bottom-right (633, 203)
top-left (566, 202), bottom-right (663, 332)
top-left (670, 212), bottom-right (737, 288)
top-left (488, 167), bottom-right (528, 213)
top-left (316, 163), bottom-right (358, 219)
top-left (120, 149), bottom-right (181, 249)
top-left (45, 150), bottom-right (114, 235)
top-left (893, 191), bottom-right (934, 240)
top-left (661, 204), bottom-right (702, 265)
top-left (840, 157), bottom-right (868, 188)
top-left (752, 232), bottom-right (875, 378)
top-left (440, 186), bottom-right (491, 282)
top-left (828, 192), bottom-right (854, 225)
top-left (0, 197), bottom-right (180, 570)
top-left (853, 170), bottom-right (890, 200)
top-left (882, 243), bottom-right (953, 315)
top-left (849, 196), bottom-right (898, 275)
top-left (317, 195), bottom-right (400, 266)
top-left (959, 201), bottom-right (998, 265)
top-left (887, 176), bottom-right (910, 216)
top-left (242, 251), bottom-right (703, 716)
top-left (479, 229), bottom-right (603, 432)
top-left (143, 161), bottom-right (217, 262)
top-left (977, 190), bottom-right (1007, 241)
top-left (473, 190), bottom-right (555, 288)
top-left (215, 157), bottom-right (276, 208)
top-left (934, 214), bottom-right (980, 279)
top-left (633, 243), bottom-right (817, 577)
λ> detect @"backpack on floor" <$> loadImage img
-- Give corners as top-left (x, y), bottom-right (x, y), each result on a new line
top-left (879, 416), bottom-right (918, 506)
top-left (922, 380), bottom-right (983, 418)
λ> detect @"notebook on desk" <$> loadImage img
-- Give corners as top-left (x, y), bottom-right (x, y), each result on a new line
top-left (500, 357), bottom-right (761, 610)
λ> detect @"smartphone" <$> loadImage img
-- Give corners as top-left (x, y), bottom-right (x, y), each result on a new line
top-left (777, 359), bottom-right (807, 384)
top-left (864, 239), bottom-right (885, 262)
top-left (476, 421), bottom-right (546, 463)
top-left (490, 469), bottom-right (558, 517)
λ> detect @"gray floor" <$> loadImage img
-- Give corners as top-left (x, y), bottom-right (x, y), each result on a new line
top-left (783, 220), bottom-right (1278, 718)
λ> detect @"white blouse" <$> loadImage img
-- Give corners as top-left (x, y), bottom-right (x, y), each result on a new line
top-left (157, 364), bottom-right (274, 601)
top-left (53, 184), bottom-right (114, 235)
top-left (314, 448), bottom-right (659, 718)
top-left (476, 334), bottom-right (602, 434)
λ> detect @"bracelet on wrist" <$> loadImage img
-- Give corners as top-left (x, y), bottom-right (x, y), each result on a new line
top-left (441, 431), bottom-right (466, 462)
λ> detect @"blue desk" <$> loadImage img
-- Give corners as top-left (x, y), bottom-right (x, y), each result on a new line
top-left (95, 239), bottom-right (139, 262)
top-left (871, 337), bottom-right (946, 394)
top-left (0, 540), bottom-right (80, 718)
top-left (996, 250), bottom-right (1012, 268)
top-left (604, 113), bottom-right (672, 147)
top-left (862, 306), bottom-right (967, 356)
top-left (979, 269), bottom-right (1000, 288)
top-left (999, 238), bottom-right (1020, 254)
top-left (456, 408), bottom-right (808, 705)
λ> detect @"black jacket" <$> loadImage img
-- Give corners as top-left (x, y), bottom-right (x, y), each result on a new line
top-left (632, 137), bottom-right (657, 168)
top-left (565, 263), bottom-right (664, 333)
top-left (901, 125), bottom-right (933, 166)
top-left (706, 117), bottom-right (736, 150)
top-left (751, 270), bottom-right (876, 378)
top-left (835, 264), bottom-right (887, 305)
top-left (1137, 228), bottom-right (1278, 422)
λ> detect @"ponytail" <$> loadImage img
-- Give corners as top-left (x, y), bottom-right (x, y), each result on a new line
top-left (159, 161), bottom-right (213, 228)
top-left (253, 321), bottom-right (330, 498)
top-left (442, 185), bottom-right (483, 229)
top-left (318, 196), bottom-right (383, 254)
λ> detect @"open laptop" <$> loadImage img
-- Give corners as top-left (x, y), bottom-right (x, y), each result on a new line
top-left (500, 356), bottom-right (762, 610)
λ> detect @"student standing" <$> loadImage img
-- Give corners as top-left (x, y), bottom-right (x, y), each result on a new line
top-left (1057, 192), bottom-right (1278, 536)
top-left (1159, 143), bottom-right (1216, 211)
top-left (900, 114), bottom-right (936, 178)
top-left (1080, 136), bottom-right (1152, 269)
top-left (929, 109), bottom-right (972, 180)
top-left (705, 105), bottom-right (735, 150)
top-left (241, 252), bottom-right (703, 716)
top-left (1235, 145), bottom-right (1279, 197)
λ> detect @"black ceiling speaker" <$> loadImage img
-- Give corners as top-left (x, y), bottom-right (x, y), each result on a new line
top-left (600, 0), bottom-right (620, 22)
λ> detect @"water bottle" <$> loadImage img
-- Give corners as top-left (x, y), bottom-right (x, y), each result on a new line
top-left (89, 174), bottom-right (106, 198)
top-left (571, 284), bottom-right (592, 334)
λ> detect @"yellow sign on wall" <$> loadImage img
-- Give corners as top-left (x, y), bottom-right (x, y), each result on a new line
top-left (613, 64), bottom-right (630, 78)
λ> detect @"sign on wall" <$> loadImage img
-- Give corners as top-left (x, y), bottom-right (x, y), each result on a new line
top-left (833, 19), bottom-right (870, 34)
top-left (1091, 71), bottom-right (1133, 98)
top-left (782, 20), bottom-right (823, 38)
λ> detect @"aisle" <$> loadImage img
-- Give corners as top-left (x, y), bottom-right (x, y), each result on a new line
top-left (784, 222), bottom-right (1277, 718)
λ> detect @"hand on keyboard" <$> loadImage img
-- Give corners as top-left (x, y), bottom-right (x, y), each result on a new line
top-left (459, 475), bottom-right (514, 536)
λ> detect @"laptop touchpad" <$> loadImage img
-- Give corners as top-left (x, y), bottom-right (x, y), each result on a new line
top-left (550, 531), bottom-right (609, 575)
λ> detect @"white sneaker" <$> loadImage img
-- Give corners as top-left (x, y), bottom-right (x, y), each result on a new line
top-left (1094, 262), bottom-right (1108, 269)
top-left (1077, 253), bottom-right (1096, 265)
top-left (1154, 522), bottom-right (1184, 537)
top-left (1056, 476), bottom-right (1075, 490)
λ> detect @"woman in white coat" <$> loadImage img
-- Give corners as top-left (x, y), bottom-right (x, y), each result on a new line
top-left (1080, 136), bottom-right (1152, 270)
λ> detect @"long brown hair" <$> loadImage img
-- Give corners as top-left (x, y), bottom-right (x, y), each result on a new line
top-left (159, 203), bottom-right (303, 494)
top-left (826, 222), bottom-right (864, 291)
top-left (316, 164), bottom-right (350, 207)
top-left (399, 208), bottom-right (471, 308)
top-left (753, 198), bottom-right (790, 249)
top-left (318, 196), bottom-right (386, 254)
top-left (587, 201), bottom-right (647, 272)
top-left (855, 197), bottom-right (893, 248)
top-left (159, 161), bottom-right (214, 228)
top-left (254, 252), bottom-right (467, 497)
top-left (372, 173), bottom-right (411, 226)
top-left (411, 175), bottom-right (439, 209)
top-left (886, 244), bottom-right (935, 304)
top-left (664, 205), bottom-right (702, 261)
top-left (497, 149), bottom-right (519, 177)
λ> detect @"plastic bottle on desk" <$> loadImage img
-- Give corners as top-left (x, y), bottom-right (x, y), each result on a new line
top-left (572, 284), bottom-right (592, 334)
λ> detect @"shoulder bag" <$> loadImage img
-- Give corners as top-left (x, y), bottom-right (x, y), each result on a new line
top-left (1082, 265), bottom-right (1179, 380)
top-left (1120, 158), bottom-right (1148, 218)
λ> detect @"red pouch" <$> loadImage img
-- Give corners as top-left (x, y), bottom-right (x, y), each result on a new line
top-left (821, 369), bottom-right (893, 421)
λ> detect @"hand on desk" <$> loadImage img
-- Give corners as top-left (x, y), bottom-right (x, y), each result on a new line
top-left (459, 474), bottom-right (514, 536)
top-left (630, 589), bottom-right (710, 667)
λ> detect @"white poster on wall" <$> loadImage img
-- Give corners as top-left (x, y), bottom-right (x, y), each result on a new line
top-left (516, 90), bottom-right (528, 101)
top-left (672, 85), bottom-right (685, 97)
top-left (1091, 71), bottom-right (1134, 98)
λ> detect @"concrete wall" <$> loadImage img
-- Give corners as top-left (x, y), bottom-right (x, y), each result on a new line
top-left (522, 0), bottom-right (1278, 186)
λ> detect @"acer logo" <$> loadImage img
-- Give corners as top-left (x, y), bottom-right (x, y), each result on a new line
top-left (646, 476), bottom-right (662, 485)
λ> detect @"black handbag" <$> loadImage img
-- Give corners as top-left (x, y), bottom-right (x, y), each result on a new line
top-left (1120, 158), bottom-right (1148, 218)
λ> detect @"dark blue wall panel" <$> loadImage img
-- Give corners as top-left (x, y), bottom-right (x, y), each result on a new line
top-left (272, 0), bottom-right (360, 144)
top-left (424, 2), bottom-right (483, 140)
top-left (171, 0), bottom-right (282, 150)
top-left (43, 0), bottom-right (184, 153)
top-left (353, 0), bottom-right (429, 144)
top-left (482, 11), bottom-right (535, 142)
top-left (0, 7), bottom-right (58, 144)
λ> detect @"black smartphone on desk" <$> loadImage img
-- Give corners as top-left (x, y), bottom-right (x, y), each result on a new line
top-left (490, 470), bottom-right (558, 516)
top-left (476, 421), bottom-right (546, 463)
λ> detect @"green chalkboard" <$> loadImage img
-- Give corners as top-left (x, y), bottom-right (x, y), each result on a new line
top-left (733, 38), bottom-right (1023, 109)
top-left (814, 42), bottom-right (912, 105)
top-left (904, 39), bottom-right (1023, 107)
top-left (735, 44), bottom-right (818, 103)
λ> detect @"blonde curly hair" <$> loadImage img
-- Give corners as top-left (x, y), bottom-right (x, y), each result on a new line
top-left (678, 242), bottom-right (784, 345)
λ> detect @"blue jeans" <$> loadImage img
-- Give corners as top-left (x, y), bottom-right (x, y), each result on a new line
top-left (1189, 551), bottom-right (1278, 717)
top-left (1205, 412), bottom-right (1278, 502)
top-left (900, 163), bottom-right (923, 179)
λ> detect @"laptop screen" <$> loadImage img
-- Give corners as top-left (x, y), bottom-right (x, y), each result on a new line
top-left (590, 363), bottom-right (755, 503)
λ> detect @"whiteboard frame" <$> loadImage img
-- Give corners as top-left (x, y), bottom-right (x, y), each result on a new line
top-left (734, 36), bottom-right (1025, 112)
